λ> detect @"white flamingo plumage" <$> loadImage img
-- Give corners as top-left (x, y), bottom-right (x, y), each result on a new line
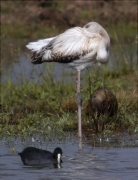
top-left (26, 22), bottom-right (110, 141)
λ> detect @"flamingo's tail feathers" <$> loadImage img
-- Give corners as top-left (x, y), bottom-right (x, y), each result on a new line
top-left (31, 49), bottom-right (46, 64)
top-left (26, 38), bottom-right (54, 64)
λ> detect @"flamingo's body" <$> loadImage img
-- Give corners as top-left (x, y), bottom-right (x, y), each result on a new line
top-left (26, 22), bottom-right (110, 140)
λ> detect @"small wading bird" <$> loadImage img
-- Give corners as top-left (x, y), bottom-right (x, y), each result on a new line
top-left (86, 88), bottom-right (118, 133)
top-left (26, 22), bottom-right (110, 140)
top-left (18, 147), bottom-right (63, 168)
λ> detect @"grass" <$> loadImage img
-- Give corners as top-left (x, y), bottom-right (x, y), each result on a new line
top-left (1, 22), bottom-right (137, 43)
top-left (1, 60), bottom-right (137, 139)
top-left (1, 59), bottom-right (137, 139)
top-left (1, 24), bottom-right (62, 39)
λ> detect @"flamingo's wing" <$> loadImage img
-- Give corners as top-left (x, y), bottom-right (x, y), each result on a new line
top-left (31, 27), bottom-right (102, 64)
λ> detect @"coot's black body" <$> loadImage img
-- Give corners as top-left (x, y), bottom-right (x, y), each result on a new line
top-left (18, 147), bottom-right (62, 166)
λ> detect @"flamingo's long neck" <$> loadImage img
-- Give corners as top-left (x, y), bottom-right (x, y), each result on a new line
top-left (77, 70), bottom-right (82, 141)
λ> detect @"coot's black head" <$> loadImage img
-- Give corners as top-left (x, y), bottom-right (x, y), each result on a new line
top-left (53, 147), bottom-right (63, 164)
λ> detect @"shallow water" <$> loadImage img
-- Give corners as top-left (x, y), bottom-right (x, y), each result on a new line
top-left (0, 135), bottom-right (138, 180)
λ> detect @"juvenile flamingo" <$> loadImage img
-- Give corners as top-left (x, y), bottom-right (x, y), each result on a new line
top-left (26, 22), bottom-right (110, 140)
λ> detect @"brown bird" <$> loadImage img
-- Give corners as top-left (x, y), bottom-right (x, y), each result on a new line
top-left (86, 87), bottom-right (118, 117)
top-left (86, 88), bottom-right (118, 132)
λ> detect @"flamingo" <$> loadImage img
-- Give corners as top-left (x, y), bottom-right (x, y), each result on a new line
top-left (26, 22), bottom-right (110, 141)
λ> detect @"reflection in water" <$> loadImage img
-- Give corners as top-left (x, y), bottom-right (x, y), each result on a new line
top-left (0, 134), bottom-right (138, 180)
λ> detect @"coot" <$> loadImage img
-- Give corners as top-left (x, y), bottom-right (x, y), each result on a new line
top-left (18, 147), bottom-right (63, 167)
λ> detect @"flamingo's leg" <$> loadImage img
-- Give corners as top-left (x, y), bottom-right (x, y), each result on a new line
top-left (77, 70), bottom-right (82, 140)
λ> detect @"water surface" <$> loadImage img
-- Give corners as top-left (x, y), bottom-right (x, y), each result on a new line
top-left (0, 134), bottom-right (138, 180)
